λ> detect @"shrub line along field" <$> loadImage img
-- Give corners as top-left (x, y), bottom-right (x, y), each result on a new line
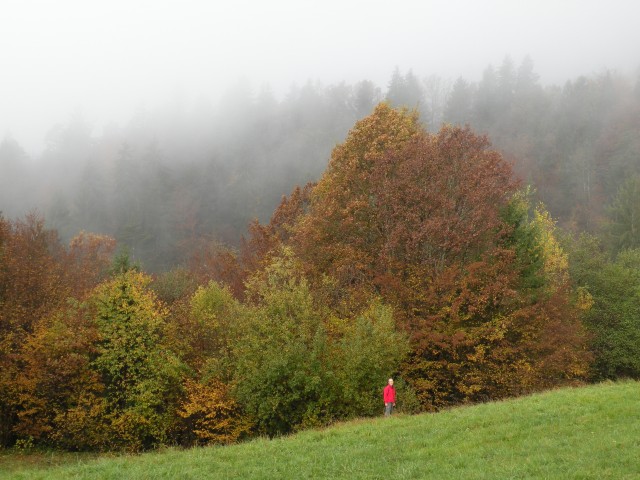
top-left (1, 380), bottom-right (638, 479)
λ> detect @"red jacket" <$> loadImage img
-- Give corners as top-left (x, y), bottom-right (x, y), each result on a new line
top-left (383, 385), bottom-right (396, 403)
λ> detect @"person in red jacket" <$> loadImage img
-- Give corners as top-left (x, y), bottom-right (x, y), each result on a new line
top-left (383, 378), bottom-right (396, 416)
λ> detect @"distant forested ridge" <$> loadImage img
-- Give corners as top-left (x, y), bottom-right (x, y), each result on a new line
top-left (1, 58), bottom-right (639, 271)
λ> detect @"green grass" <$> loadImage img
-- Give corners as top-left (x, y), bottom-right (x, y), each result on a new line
top-left (2, 381), bottom-right (639, 479)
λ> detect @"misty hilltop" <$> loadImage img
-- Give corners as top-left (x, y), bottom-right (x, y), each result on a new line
top-left (1, 0), bottom-right (640, 270)
top-left (2, 61), bottom-right (640, 271)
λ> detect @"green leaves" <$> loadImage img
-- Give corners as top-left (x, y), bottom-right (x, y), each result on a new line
top-left (230, 251), bottom-right (409, 436)
top-left (89, 271), bottom-right (183, 450)
top-left (569, 236), bottom-right (640, 379)
top-left (607, 175), bottom-right (640, 253)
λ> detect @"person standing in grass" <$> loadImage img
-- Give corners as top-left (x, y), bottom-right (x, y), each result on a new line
top-left (383, 378), bottom-right (396, 416)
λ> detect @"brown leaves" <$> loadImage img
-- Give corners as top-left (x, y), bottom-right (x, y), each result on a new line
top-left (292, 104), bottom-right (422, 293)
top-left (372, 126), bottom-right (517, 272)
top-left (66, 231), bottom-right (116, 296)
top-left (0, 214), bottom-right (116, 447)
top-left (258, 104), bottom-right (589, 410)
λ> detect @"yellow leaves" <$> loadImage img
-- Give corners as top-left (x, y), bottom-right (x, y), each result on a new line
top-left (177, 379), bottom-right (252, 445)
top-left (574, 286), bottom-right (594, 312)
top-left (93, 270), bottom-right (167, 330)
top-left (466, 344), bottom-right (486, 363)
top-left (313, 102), bottom-right (421, 202)
top-left (534, 204), bottom-right (570, 287)
top-left (190, 281), bottom-right (237, 328)
top-left (68, 231), bottom-right (116, 262)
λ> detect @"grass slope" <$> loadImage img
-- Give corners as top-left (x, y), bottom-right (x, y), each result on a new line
top-left (2, 381), bottom-right (639, 479)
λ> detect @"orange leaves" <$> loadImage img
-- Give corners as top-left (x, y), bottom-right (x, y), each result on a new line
top-left (14, 302), bottom-right (103, 447)
top-left (1, 214), bottom-right (71, 446)
top-left (66, 231), bottom-right (116, 295)
top-left (401, 226), bottom-right (589, 410)
top-left (237, 183), bottom-right (314, 291)
top-left (284, 106), bottom-right (520, 325)
top-left (187, 239), bottom-right (244, 298)
top-left (177, 379), bottom-right (252, 446)
top-left (0, 214), bottom-right (67, 338)
top-left (372, 126), bottom-right (517, 270)
top-left (261, 103), bottom-right (589, 410)
top-left (292, 104), bottom-right (422, 294)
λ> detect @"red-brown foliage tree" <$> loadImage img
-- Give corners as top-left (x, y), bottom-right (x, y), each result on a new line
top-left (0, 214), bottom-right (116, 447)
top-left (256, 103), bottom-right (590, 409)
top-left (0, 214), bottom-right (69, 446)
top-left (65, 231), bottom-right (116, 295)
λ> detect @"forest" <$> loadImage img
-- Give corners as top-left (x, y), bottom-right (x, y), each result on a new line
top-left (2, 58), bottom-right (640, 451)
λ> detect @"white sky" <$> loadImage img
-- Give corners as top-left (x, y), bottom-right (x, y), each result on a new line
top-left (1, 0), bottom-right (639, 155)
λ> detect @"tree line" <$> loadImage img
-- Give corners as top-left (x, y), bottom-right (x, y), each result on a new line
top-left (3, 104), bottom-right (639, 452)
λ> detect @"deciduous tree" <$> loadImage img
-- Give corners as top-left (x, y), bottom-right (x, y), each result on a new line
top-left (90, 270), bottom-right (183, 451)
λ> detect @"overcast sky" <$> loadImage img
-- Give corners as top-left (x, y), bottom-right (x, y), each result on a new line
top-left (2, 0), bottom-right (639, 155)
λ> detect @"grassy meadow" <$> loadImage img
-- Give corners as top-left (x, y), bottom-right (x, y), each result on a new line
top-left (1, 381), bottom-right (638, 479)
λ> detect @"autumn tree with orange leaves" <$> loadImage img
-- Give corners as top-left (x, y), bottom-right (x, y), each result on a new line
top-left (0, 214), bottom-right (116, 447)
top-left (245, 103), bottom-right (590, 409)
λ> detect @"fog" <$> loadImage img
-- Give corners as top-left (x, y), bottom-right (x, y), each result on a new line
top-left (2, 0), bottom-right (639, 155)
top-left (2, 0), bottom-right (640, 272)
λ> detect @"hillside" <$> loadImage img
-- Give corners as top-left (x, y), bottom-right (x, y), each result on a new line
top-left (2, 381), bottom-right (638, 479)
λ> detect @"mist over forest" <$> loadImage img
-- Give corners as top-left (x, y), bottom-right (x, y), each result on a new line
top-left (2, 1), bottom-right (640, 271)
top-left (4, 0), bottom-right (640, 454)
top-left (2, 60), bottom-right (640, 271)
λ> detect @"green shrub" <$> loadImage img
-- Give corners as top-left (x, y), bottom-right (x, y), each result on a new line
top-left (569, 235), bottom-right (640, 379)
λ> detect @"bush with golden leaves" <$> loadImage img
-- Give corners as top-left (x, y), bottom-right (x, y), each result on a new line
top-left (177, 379), bottom-right (252, 446)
